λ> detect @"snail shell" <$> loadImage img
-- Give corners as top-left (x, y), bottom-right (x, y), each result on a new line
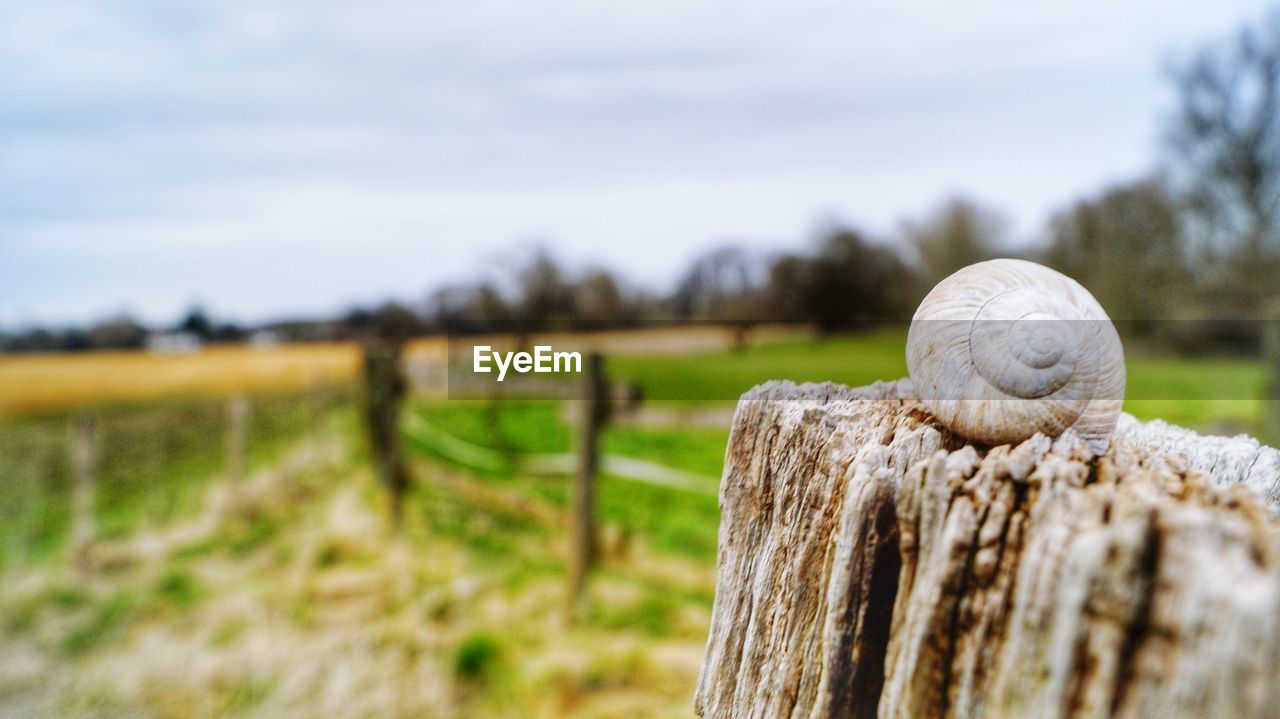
top-left (906, 258), bottom-right (1125, 454)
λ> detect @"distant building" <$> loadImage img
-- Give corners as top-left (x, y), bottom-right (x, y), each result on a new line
top-left (146, 331), bottom-right (203, 355)
top-left (248, 329), bottom-right (284, 349)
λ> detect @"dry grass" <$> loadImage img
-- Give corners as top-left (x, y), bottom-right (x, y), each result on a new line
top-left (0, 430), bottom-right (711, 718)
top-left (0, 344), bottom-right (360, 418)
top-left (0, 324), bottom-right (809, 416)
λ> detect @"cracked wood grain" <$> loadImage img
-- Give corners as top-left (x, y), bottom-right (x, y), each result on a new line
top-left (696, 380), bottom-right (1280, 719)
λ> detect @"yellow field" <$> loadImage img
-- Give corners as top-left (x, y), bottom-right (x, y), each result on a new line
top-left (0, 325), bottom-right (812, 417)
top-left (0, 344), bottom-right (362, 418)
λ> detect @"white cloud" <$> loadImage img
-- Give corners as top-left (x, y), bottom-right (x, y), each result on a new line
top-left (1, 0), bottom-right (1275, 325)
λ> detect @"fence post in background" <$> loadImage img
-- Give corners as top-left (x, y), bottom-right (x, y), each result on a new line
top-left (226, 394), bottom-right (250, 484)
top-left (69, 415), bottom-right (97, 572)
top-left (569, 352), bottom-right (607, 621)
top-left (363, 339), bottom-right (409, 529)
top-left (306, 364), bottom-right (326, 462)
top-left (731, 321), bottom-right (751, 352)
top-left (1266, 301), bottom-right (1280, 446)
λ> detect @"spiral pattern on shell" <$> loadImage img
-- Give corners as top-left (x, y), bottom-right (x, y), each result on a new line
top-left (906, 259), bottom-right (1125, 454)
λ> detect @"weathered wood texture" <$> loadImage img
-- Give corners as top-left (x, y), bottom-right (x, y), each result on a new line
top-left (696, 380), bottom-right (1280, 719)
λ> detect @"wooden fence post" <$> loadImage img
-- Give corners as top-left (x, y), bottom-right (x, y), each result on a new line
top-left (363, 340), bottom-right (409, 529)
top-left (696, 380), bottom-right (1280, 719)
top-left (306, 365), bottom-right (328, 462)
top-left (226, 394), bottom-right (250, 484)
top-left (69, 415), bottom-right (97, 571)
top-left (1267, 301), bottom-right (1280, 446)
top-left (569, 352), bottom-right (607, 621)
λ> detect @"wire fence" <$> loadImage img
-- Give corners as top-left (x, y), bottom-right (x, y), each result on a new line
top-left (0, 385), bottom-right (353, 573)
top-left (402, 412), bottom-right (719, 497)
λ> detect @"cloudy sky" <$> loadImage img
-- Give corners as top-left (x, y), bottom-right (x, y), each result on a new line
top-left (1, 0), bottom-right (1273, 328)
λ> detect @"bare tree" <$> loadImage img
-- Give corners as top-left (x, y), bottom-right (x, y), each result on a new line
top-left (765, 228), bottom-right (915, 333)
top-left (673, 245), bottom-right (761, 321)
top-left (1168, 12), bottom-right (1280, 313)
top-left (516, 250), bottom-right (576, 325)
top-left (904, 197), bottom-right (1004, 288)
top-left (468, 283), bottom-right (511, 325)
top-left (763, 255), bottom-right (811, 323)
top-left (575, 269), bottom-right (636, 324)
top-left (1045, 178), bottom-right (1193, 330)
top-left (87, 315), bottom-right (148, 349)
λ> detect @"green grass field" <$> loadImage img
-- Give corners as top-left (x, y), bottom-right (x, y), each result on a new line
top-left (609, 331), bottom-right (1266, 432)
top-left (409, 400), bottom-right (726, 561)
top-left (608, 330), bottom-right (911, 401)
